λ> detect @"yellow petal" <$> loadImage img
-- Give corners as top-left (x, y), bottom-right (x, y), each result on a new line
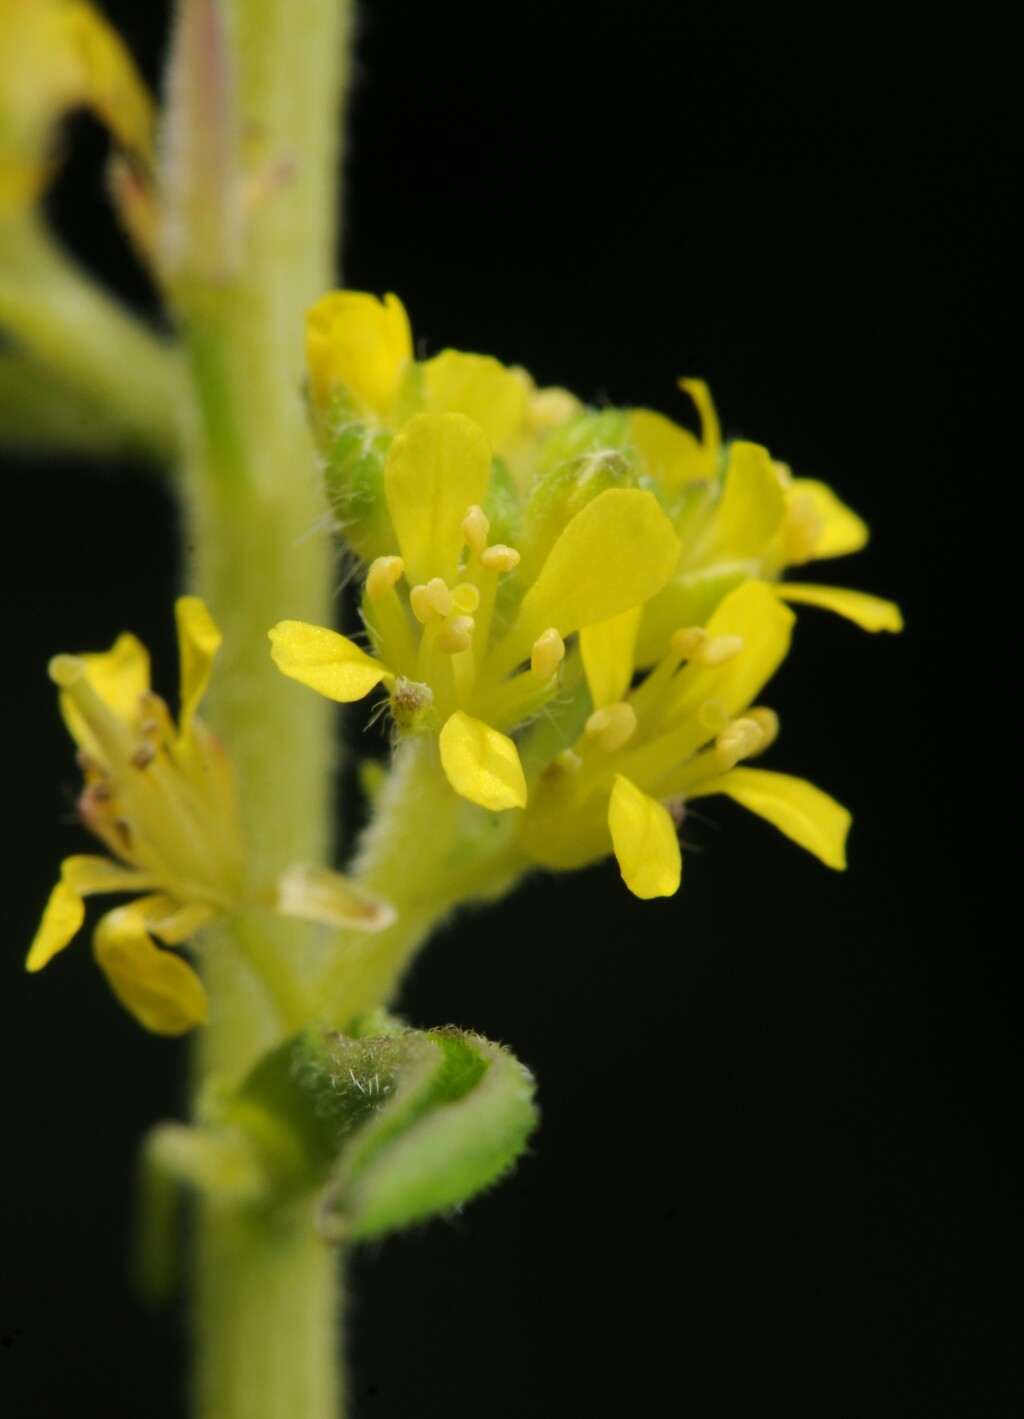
top-left (269, 621), bottom-right (391, 702)
top-left (509, 488), bottom-right (681, 658)
top-left (689, 766), bottom-right (850, 869)
top-left (777, 582), bottom-right (904, 632)
top-left (679, 377), bottom-right (721, 458)
top-left (790, 478), bottom-right (869, 560)
top-left (175, 595), bottom-right (221, 738)
top-left (93, 897), bottom-right (208, 1035)
top-left (608, 774), bottom-right (681, 898)
top-left (144, 896), bottom-right (218, 945)
top-left (439, 711), bottom-right (527, 811)
top-left (25, 854), bottom-right (153, 971)
top-left (59, 1), bottom-right (155, 166)
top-left (664, 580), bottom-right (795, 726)
top-left (628, 409), bottom-right (710, 492)
top-left (384, 411), bottom-right (492, 587)
top-left (716, 442), bottom-right (788, 557)
top-left (580, 606), bottom-right (641, 710)
top-left (274, 862), bottom-right (396, 931)
top-left (305, 290), bottom-right (413, 415)
top-left (423, 350), bottom-right (529, 456)
top-left (57, 630), bottom-right (149, 755)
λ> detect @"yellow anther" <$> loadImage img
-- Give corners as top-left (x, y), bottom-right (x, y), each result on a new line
top-left (585, 702), bottom-right (638, 753)
top-left (671, 627), bottom-right (708, 659)
top-left (480, 544), bottom-right (521, 572)
top-left (410, 577), bottom-right (453, 623)
top-left (714, 716), bottom-right (765, 771)
top-left (366, 555), bottom-right (405, 598)
top-left (462, 505), bottom-right (490, 556)
top-left (48, 654), bottom-right (85, 687)
top-left (553, 748), bottom-right (582, 774)
top-left (451, 583), bottom-right (481, 614)
top-left (530, 627), bottom-right (566, 681)
top-left (744, 706), bottom-right (780, 755)
top-left (698, 699), bottom-right (730, 734)
top-left (699, 634), bottom-right (745, 668)
top-left (529, 386), bottom-right (583, 431)
top-left (435, 615), bottom-right (475, 655)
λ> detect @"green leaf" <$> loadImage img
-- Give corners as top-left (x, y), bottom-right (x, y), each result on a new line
top-left (319, 1027), bottom-right (537, 1243)
top-left (134, 1022), bottom-right (537, 1266)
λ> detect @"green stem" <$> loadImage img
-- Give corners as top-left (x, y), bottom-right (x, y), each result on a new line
top-left (0, 214), bottom-right (180, 463)
top-left (165, 1), bottom-right (354, 1416)
top-left (319, 740), bottom-right (529, 1025)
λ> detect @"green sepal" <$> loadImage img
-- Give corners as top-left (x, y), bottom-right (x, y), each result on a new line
top-left (322, 423), bottom-right (397, 564)
top-left (520, 430), bottom-right (638, 581)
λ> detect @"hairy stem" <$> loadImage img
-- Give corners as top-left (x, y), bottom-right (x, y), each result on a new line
top-left (166, 2), bottom-right (354, 1416)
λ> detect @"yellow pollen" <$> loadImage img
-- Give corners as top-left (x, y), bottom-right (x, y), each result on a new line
top-left (366, 555), bottom-right (405, 597)
top-left (700, 634), bottom-right (745, 668)
top-left (480, 544), bottom-right (521, 571)
top-left (714, 716), bottom-right (765, 771)
top-left (435, 615), bottom-right (475, 655)
top-left (671, 627), bottom-right (708, 659)
top-left (531, 627), bottom-right (565, 681)
top-left (451, 583), bottom-right (481, 614)
top-left (462, 505), bottom-right (490, 556)
top-left (744, 706), bottom-right (780, 755)
top-left (585, 702), bottom-right (638, 753)
top-left (410, 577), bottom-right (453, 623)
top-left (48, 654), bottom-right (85, 687)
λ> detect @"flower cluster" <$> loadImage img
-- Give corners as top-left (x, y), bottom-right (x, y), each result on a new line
top-left (274, 291), bottom-right (902, 897)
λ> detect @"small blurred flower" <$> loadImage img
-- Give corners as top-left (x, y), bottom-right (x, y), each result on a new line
top-left (27, 598), bottom-right (392, 1035)
top-left (0, 0), bottom-right (154, 214)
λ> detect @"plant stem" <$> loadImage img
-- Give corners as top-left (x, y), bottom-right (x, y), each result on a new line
top-left (166, 1), bottom-right (354, 1415)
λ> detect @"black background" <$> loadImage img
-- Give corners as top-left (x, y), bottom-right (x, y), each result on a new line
top-left (2, 4), bottom-right (1011, 1416)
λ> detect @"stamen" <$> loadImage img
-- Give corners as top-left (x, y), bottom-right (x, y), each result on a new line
top-left (48, 654), bottom-right (85, 687)
top-left (744, 706), bottom-right (780, 755)
top-left (714, 716), bottom-right (765, 771)
top-left (671, 627), bottom-right (707, 659)
top-left (670, 628), bottom-right (744, 667)
top-left (410, 577), bottom-right (453, 623)
top-left (366, 555), bottom-right (405, 598)
top-left (480, 544), bottom-right (521, 572)
top-left (698, 699), bottom-right (730, 734)
top-left (700, 634), bottom-right (744, 668)
top-left (451, 583), bottom-right (481, 614)
top-left (436, 615), bottom-right (476, 655)
top-left (131, 743), bottom-right (156, 769)
top-left (462, 505), bottom-right (490, 556)
top-left (553, 749), bottom-right (582, 774)
top-left (585, 702), bottom-right (638, 753)
top-left (531, 628), bottom-right (565, 681)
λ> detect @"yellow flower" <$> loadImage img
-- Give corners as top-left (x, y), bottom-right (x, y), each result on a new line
top-left (629, 381), bottom-right (903, 662)
top-left (520, 580), bottom-right (854, 898)
top-left (27, 598), bottom-right (392, 1036)
top-left (305, 289), bottom-right (582, 472)
top-left (1, 0), bottom-right (154, 212)
top-left (306, 291), bottom-right (414, 420)
top-left (271, 411), bottom-right (681, 812)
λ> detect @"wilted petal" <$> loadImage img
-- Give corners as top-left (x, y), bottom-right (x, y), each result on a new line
top-left (93, 897), bottom-right (209, 1035)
